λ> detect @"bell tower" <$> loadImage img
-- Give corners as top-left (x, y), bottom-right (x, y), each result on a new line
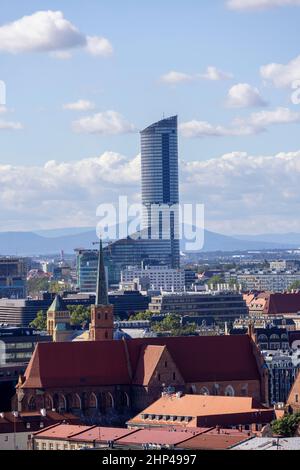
top-left (89, 239), bottom-right (114, 341)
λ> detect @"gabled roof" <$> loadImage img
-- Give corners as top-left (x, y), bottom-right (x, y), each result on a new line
top-left (256, 292), bottom-right (300, 315)
top-left (21, 335), bottom-right (261, 389)
top-left (133, 345), bottom-right (166, 386)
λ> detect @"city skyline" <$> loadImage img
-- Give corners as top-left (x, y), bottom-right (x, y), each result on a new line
top-left (1, 1), bottom-right (300, 235)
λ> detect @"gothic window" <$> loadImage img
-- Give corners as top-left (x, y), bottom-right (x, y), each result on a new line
top-left (225, 385), bottom-right (235, 397)
top-left (28, 396), bottom-right (36, 411)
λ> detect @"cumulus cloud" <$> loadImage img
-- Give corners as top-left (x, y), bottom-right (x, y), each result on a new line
top-left (86, 36), bottom-right (113, 57)
top-left (72, 110), bottom-right (136, 135)
top-left (261, 55), bottom-right (300, 88)
top-left (227, 0), bottom-right (300, 10)
top-left (160, 71), bottom-right (194, 85)
top-left (0, 152), bottom-right (141, 230)
top-left (3, 149), bottom-right (300, 234)
top-left (200, 66), bottom-right (233, 81)
top-left (226, 83), bottom-right (267, 108)
top-left (161, 67), bottom-right (233, 85)
top-left (180, 107), bottom-right (300, 138)
top-left (181, 149), bottom-right (300, 234)
top-left (0, 10), bottom-right (113, 58)
top-left (63, 99), bottom-right (95, 111)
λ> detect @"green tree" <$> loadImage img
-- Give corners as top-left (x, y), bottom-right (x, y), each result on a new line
top-left (27, 277), bottom-right (50, 297)
top-left (68, 305), bottom-right (90, 327)
top-left (129, 310), bottom-right (153, 321)
top-left (29, 310), bottom-right (47, 330)
top-left (289, 281), bottom-right (300, 292)
top-left (207, 275), bottom-right (225, 285)
top-left (271, 413), bottom-right (300, 437)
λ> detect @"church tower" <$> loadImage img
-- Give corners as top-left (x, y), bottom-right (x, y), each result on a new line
top-left (47, 295), bottom-right (72, 343)
top-left (89, 239), bottom-right (114, 341)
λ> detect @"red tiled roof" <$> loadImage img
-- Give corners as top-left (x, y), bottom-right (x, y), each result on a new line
top-left (126, 335), bottom-right (260, 383)
top-left (179, 432), bottom-right (250, 450)
top-left (22, 340), bottom-right (131, 388)
top-left (114, 428), bottom-right (201, 446)
top-left (133, 345), bottom-right (166, 386)
top-left (21, 335), bottom-right (260, 389)
top-left (69, 427), bottom-right (137, 443)
top-left (257, 292), bottom-right (300, 315)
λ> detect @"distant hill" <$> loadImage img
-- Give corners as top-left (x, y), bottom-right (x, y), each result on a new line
top-left (234, 233), bottom-right (300, 247)
top-left (0, 228), bottom-right (297, 256)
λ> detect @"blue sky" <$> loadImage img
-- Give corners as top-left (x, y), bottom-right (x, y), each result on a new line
top-left (1, 0), bottom-right (300, 235)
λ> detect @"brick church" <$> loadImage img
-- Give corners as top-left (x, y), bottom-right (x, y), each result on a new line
top-left (13, 241), bottom-right (269, 425)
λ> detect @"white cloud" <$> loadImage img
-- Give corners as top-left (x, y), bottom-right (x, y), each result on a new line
top-left (200, 66), bottom-right (233, 81)
top-left (261, 55), bottom-right (300, 88)
top-left (63, 99), bottom-right (96, 111)
top-left (0, 152), bottom-right (141, 231)
top-left (86, 36), bottom-right (113, 57)
top-left (161, 67), bottom-right (233, 85)
top-left (227, 0), bottom-right (300, 11)
top-left (0, 10), bottom-right (113, 58)
top-left (0, 105), bottom-right (7, 113)
top-left (181, 149), bottom-right (300, 234)
top-left (3, 149), bottom-right (300, 234)
top-left (226, 83), bottom-right (267, 108)
top-left (160, 71), bottom-right (194, 85)
top-left (72, 110), bottom-right (136, 135)
top-left (180, 107), bottom-right (300, 138)
top-left (0, 119), bottom-right (23, 130)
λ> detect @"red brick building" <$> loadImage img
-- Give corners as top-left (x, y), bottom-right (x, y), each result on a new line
top-left (13, 334), bottom-right (269, 425)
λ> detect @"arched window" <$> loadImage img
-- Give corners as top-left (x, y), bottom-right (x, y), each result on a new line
top-left (89, 393), bottom-right (98, 409)
top-left (270, 334), bottom-right (279, 340)
top-left (225, 385), bottom-right (235, 397)
top-left (258, 334), bottom-right (268, 342)
top-left (28, 395), bottom-right (36, 411)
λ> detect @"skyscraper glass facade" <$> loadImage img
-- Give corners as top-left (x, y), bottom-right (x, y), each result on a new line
top-left (140, 115), bottom-right (180, 268)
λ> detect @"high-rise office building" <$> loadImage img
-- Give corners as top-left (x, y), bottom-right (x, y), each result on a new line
top-left (140, 115), bottom-right (180, 268)
top-left (96, 116), bottom-right (181, 285)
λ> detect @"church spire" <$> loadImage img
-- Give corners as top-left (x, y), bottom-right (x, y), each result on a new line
top-left (96, 238), bottom-right (108, 306)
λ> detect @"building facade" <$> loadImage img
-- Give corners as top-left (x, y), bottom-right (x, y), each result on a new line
top-left (149, 291), bottom-right (248, 324)
top-left (0, 258), bottom-right (27, 299)
top-left (121, 265), bottom-right (185, 292)
top-left (14, 335), bottom-right (269, 426)
top-left (141, 116), bottom-right (180, 269)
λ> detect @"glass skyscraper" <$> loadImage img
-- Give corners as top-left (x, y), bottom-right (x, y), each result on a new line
top-left (140, 115), bottom-right (180, 268)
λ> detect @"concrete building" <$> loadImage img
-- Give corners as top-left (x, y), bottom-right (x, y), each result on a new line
top-left (149, 291), bottom-right (248, 325)
top-left (30, 423), bottom-right (251, 451)
top-left (121, 265), bottom-right (185, 292)
top-left (128, 393), bottom-right (275, 431)
top-left (225, 270), bottom-right (300, 292)
top-left (0, 411), bottom-right (78, 450)
top-left (263, 350), bottom-right (300, 405)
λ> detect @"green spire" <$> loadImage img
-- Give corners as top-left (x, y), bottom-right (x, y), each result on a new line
top-left (48, 294), bottom-right (64, 313)
top-left (96, 238), bottom-right (108, 306)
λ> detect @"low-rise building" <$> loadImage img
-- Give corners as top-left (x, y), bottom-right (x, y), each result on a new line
top-left (0, 410), bottom-right (78, 450)
top-left (121, 266), bottom-right (186, 292)
top-left (127, 393), bottom-right (274, 432)
top-left (149, 291), bottom-right (248, 324)
top-left (30, 423), bottom-right (251, 451)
